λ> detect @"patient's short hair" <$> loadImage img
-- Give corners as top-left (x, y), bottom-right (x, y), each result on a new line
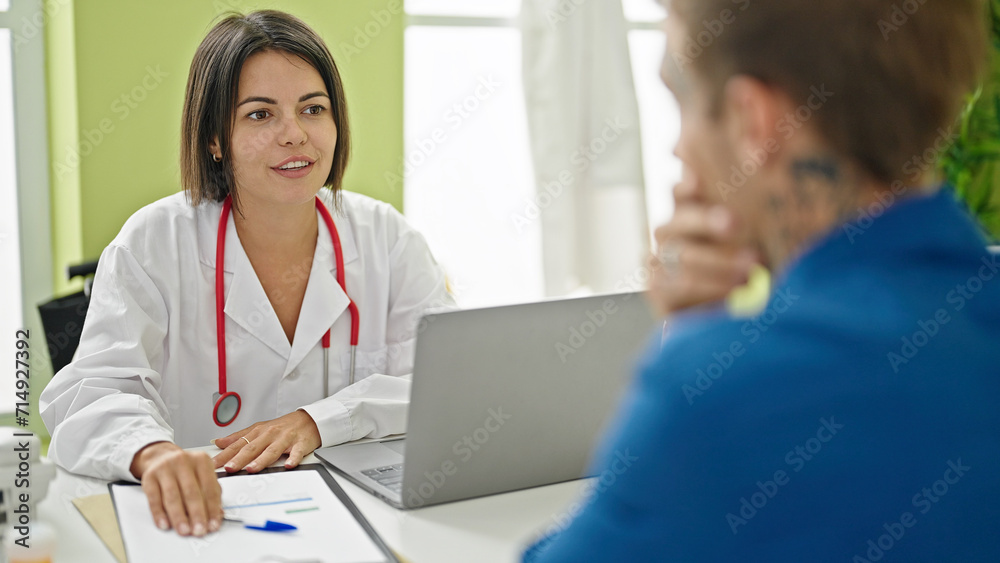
top-left (180, 10), bottom-right (350, 210)
top-left (668, 0), bottom-right (988, 184)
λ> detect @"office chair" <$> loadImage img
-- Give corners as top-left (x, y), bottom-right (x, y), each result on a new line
top-left (37, 260), bottom-right (99, 375)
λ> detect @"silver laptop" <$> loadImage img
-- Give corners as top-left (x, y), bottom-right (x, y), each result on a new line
top-left (315, 291), bottom-right (658, 509)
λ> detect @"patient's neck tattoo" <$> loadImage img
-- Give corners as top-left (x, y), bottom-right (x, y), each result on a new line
top-left (763, 155), bottom-right (861, 271)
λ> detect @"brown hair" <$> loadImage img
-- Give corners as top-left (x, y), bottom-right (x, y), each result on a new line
top-left (180, 10), bottom-right (351, 211)
top-left (668, 0), bottom-right (988, 184)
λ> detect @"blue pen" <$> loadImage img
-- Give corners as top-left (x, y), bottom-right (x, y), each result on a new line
top-left (223, 516), bottom-right (297, 532)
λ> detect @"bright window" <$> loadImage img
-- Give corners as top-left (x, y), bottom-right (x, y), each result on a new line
top-left (623, 0), bottom-right (666, 22)
top-left (1, 0), bottom-right (53, 417)
top-left (403, 2), bottom-right (680, 308)
top-left (629, 28), bottom-right (681, 232)
top-left (403, 25), bottom-right (541, 308)
top-left (0, 27), bottom-right (22, 413)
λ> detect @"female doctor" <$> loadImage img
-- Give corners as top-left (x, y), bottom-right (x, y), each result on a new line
top-left (40, 10), bottom-right (453, 537)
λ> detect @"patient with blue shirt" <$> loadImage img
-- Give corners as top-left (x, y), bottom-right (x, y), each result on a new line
top-left (524, 0), bottom-right (1000, 561)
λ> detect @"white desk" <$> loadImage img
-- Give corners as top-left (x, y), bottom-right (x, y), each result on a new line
top-left (38, 448), bottom-right (588, 563)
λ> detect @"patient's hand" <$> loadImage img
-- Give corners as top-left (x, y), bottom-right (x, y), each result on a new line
top-left (647, 171), bottom-right (758, 317)
top-left (212, 409), bottom-right (322, 473)
top-left (130, 441), bottom-right (222, 537)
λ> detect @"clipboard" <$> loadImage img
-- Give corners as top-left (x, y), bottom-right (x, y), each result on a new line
top-left (109, 464), bottom-right (399, 563)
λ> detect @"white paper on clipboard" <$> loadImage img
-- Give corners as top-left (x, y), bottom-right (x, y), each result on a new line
top-left (110, 466), bottom-right (394, 563)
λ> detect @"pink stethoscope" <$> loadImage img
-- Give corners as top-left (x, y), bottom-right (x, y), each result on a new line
top-left (212, 195), bottom-right (360, 427)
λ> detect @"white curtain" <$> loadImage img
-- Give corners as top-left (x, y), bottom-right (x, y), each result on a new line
top-left (521, 0), bottom-right (649, 296)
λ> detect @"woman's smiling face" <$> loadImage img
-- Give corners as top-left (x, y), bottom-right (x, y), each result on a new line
top-left (219, 49), bottom-right (337, 209)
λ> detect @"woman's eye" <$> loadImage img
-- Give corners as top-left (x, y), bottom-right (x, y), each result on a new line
top-left (304, 105), bottom-right (326, 116)
top-left (247, 109), bottom-right (270, 120)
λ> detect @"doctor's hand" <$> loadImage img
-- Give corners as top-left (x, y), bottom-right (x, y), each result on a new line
top-left (212, 409), bottom-right (322, 473)
top-left (646, 170), bottom-right (758, 317)
top-left (130, 441), bottom-right (223, 537)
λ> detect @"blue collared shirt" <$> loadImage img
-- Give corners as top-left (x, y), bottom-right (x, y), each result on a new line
top-left (524, 188), bottom-right (1000, 562)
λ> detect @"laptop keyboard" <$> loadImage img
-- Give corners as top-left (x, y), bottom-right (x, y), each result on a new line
top-left (361, 463), bottom-right (404, 493)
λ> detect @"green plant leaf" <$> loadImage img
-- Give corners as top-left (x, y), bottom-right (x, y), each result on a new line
top-left (937, 0), bottom-right (1000, 241)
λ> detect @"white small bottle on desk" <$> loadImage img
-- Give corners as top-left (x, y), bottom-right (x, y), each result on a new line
top-left (0, 429), bottom-right (57, 563)
top-left (3, 521), bottom-right (55, 563)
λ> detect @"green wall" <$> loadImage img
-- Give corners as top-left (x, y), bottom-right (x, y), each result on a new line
top-left (47, 0), bottom-right (404, 295)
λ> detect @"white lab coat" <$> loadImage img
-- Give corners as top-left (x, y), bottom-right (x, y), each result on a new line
top-left (40, 189), bottom-right (454, 482)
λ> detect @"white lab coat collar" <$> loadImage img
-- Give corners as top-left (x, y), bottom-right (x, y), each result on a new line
top-left (200, 191), bottom-right (359, 377)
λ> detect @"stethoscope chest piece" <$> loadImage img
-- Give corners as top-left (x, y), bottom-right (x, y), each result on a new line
top-left (213, 391), bottom-right (242, 426)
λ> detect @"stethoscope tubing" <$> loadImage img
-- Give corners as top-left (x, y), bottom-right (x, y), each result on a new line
top-left (213, 194), bottom-right (359, 427)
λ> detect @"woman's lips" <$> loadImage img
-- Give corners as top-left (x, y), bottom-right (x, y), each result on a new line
top-left (271, 161), bottom-right (314, 179)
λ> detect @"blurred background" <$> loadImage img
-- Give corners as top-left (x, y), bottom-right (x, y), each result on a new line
top-left (0, 0), bottom-right (683, 442)
top-left (2, 0), bottom-right (998, 441)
